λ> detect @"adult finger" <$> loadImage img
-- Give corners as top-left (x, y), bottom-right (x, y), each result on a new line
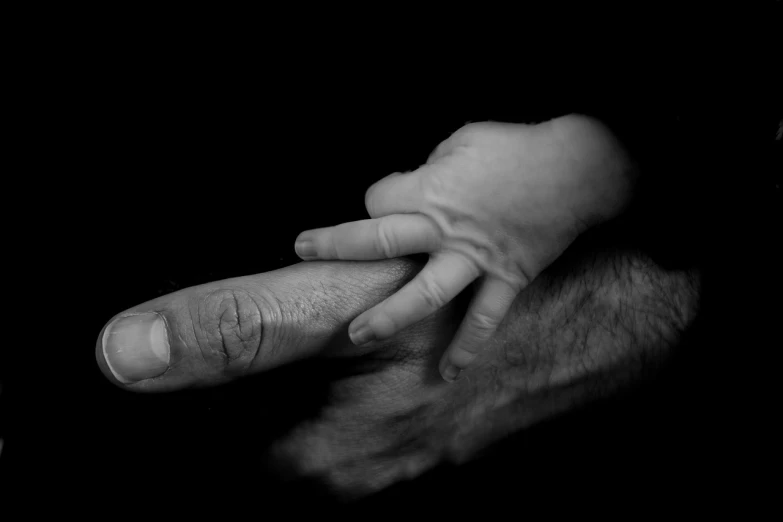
top-left (294, 214), bottom-right (441, 260)
top-left (438, 276), bottom-right (518, 382)
top-left (347, 251), bottom-right (479, 346)
top-left (95, 259), bottom-right (421, 393)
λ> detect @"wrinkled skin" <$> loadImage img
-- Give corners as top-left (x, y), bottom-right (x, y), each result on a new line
top-left (96, 223), bottom-right (700, 499)
top-left (295, 117), bottom-right (640, 379)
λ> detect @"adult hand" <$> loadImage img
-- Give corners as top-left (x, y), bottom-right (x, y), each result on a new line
top-left (293, 115), bottom-right (638, 381)
top-left (95, 230), bottom-right (699, 498)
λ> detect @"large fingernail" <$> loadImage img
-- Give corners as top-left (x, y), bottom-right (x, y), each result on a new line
top-left (102, 313), bottom-right (170, 384)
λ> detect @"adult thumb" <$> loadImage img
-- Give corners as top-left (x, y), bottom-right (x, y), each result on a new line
top-left (96, 259), bottom-right (419, 392)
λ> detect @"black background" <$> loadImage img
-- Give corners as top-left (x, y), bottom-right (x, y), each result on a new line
top-left (3, 16), bottom-right (780, 516)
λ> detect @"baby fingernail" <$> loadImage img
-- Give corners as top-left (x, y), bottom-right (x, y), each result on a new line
top-left (102, 313), bottom-right (170, 384)
top-left (349, 324), bottom-right (376, 346)
top-left (295, 241), bottom-right (317, 259)
top-left (442, 364), bottom-right (461, 383)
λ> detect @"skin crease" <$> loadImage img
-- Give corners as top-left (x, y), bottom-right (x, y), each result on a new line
top-left (266, 241), bottom-right (700, 497)
top-left (96, 222), bottom-right (701, 498)
top-left (293, 115), bottom-right (641, 380)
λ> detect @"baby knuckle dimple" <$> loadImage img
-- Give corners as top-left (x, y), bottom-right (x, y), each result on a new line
top-left (419, 168), bottom-right (447, 199)
top-left (196, 288), bottom-right (264, 372)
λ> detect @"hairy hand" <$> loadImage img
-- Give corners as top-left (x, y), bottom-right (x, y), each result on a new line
top-left (270, 231), bottom-right (700, 496)
top-left (96, 223), bottom-right (700, 498)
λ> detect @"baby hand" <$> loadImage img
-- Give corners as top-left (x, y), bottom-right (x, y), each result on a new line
top-left (295, 116), bottom-right (637, 381)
